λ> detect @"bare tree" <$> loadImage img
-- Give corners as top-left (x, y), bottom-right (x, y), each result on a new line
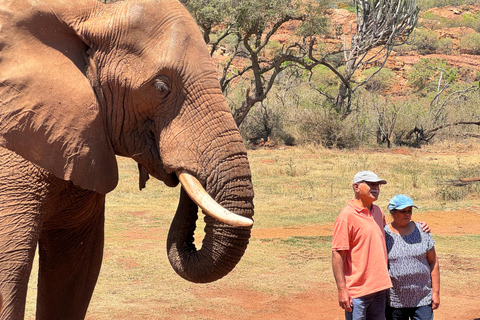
top-left (373, 98), bottom-right (400, 148)
top-left (397, 83), bottom-right (480, 147)
top-left (314, 0), bottom-right (419, 117)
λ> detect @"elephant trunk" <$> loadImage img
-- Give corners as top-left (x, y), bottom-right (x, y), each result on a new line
top-left (166, 166), bottom-right (254, 283)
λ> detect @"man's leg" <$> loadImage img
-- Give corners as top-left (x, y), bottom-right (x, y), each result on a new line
top-left (345, 290), bottom-right (387, 320)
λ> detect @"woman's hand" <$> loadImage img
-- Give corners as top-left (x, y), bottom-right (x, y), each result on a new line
top-left (432, 291), bottom-right (440, 310)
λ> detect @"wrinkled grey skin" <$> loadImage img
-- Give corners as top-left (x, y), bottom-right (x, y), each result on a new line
top-left (0, 0), bottom-right (254, 319)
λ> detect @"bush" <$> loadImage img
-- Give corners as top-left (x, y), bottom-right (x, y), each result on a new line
top-left (407, 58), bottom-right (457, 92)
top-left (393, 43), bottom-right (414, 55)
top-left (412, 28), bottom-right (439, 54)
top-left (407, 58), bottom-right (434, 92)
top-left (296, 106), bottom-right (362, 149)
top-left (361, 67), bottom-right (396, 93)
top-left (418, 0), bottom-right (478, 11)
top-left (310, 65), bottom-right (341, 98)
top-left (240, 100), bottom-right (295, 146)
top-left (438, 38), bottom-right (453, 55)
top-left (460, 32), bottom-right (480, 54)
top-left (265, 40), bottom-right (283, 56)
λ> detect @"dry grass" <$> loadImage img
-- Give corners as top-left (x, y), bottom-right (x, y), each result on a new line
top-left (24, 143), bottom-right (480, 319)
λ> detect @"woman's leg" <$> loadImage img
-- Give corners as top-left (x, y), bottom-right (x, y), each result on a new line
top-left (386, 306), bottom-right (411, 320)
top-left (412, 305), bottom-right (433, 320)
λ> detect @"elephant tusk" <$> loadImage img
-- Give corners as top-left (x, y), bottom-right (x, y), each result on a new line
top-left (176, 170), bottom-right (253, 227)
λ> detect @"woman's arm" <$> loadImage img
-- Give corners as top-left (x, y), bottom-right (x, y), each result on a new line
top-left (427, 248), bottom-right (440, 310)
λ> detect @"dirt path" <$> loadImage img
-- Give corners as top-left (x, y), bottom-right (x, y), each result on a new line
top-left (251, 208), bottom-right (480, 239)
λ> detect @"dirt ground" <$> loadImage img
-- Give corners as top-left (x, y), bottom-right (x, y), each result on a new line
top-left (164, 208), bottom-right (480, 320)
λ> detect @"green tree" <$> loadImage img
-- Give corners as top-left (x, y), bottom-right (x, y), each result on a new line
top-left (181, 0), bottom-right (330, 126)
top-left (182, 0), bottom-right (419, 126)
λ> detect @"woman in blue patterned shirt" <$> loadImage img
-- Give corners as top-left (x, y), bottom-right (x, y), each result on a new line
top-left (384, 195), bottom-right (440, 320)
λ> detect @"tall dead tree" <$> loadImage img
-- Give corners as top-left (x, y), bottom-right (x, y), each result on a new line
top-left (333, 0), bottom-right (419, 116)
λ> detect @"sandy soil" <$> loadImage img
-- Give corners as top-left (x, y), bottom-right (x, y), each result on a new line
top-left (160, 208), bottom-right (480, 320)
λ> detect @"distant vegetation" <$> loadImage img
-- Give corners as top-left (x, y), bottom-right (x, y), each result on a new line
top-left (97, 0), bottom-right (480, 149)
top-left (218, 1), bottom-right (480, 149)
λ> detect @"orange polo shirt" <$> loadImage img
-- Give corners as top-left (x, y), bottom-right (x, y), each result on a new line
top-left (332, 200), bottom-right (392, 298)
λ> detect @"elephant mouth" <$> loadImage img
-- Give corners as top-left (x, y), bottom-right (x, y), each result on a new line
top-left (176, 170), bottom-right (253, 227)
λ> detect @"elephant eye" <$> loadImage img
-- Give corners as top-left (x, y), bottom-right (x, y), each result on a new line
top-left (154, 76), bottom-right (171, 98)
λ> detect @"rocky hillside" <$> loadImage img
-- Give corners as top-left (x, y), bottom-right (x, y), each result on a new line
top-left (331, 4), bottom-right (480, 95)
top-left (210, 4), bottom-right (480, 99)
top-left (266, 4), bottom-right (480, 96)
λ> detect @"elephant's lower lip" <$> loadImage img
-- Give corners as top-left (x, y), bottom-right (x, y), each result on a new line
top-left (165, 173), bottom-right (179, 187)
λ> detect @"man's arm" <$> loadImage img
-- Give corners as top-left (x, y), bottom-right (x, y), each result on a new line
top-left (332, 250), bottom-right (352, 312)
top-left (427, 248), bottom-right (440, 310)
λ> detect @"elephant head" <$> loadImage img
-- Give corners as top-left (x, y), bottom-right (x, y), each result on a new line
top-left (0, 0), bottom-right (254, 283)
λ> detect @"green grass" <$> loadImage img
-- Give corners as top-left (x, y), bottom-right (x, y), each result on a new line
top-left (24, 145), bottom-right (480, 319)
top-left (249, 146), bottom-right (480, 229)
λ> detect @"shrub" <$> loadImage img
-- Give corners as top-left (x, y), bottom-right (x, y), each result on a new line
top-left (407, 58), bottom-right (457, 92)
top-left (461, 13), bottom-right (480, 31)
top-left (296, 106), bottom-right (362, 148)
top-left (418, 0), bottom-right (479, 11)
top-left (438, 37), bottom-right (453, 55)
top-left (240, 100), bottom-right (295, 146)
top-left (407, 58), bottom-right (434, 92)
top-left (412, 28), bottom-right (439, 54)
top-left (460, 32), bottom-right (480, 54)
top-left (393, 43), bottom-right (413, 55)
top-left (310, 65), bottom-right (341, 98)
top-left (361, 67), bottom-right (396, 93)
top-left (265, 40), bottom-right (283, 56)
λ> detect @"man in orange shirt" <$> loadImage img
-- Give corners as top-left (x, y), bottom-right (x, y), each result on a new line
top-left (332, 171), bottom-right (391, 320)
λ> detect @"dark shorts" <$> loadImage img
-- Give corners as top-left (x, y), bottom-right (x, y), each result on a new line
top-left (385, 304), bottom-right (433, 320)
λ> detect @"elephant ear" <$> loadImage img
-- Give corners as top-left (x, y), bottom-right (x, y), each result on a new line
top-left (0, 2), bottom-right (118, 194)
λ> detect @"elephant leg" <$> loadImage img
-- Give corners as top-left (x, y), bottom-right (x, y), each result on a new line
top-left (35, 189), bottom-right (106, 320)
top-left (0, 148), bottom-right (45, 320)
top-left (0, 212), bottom-right (40, 320)
top-left (0, 217), bottom-right (39, 320)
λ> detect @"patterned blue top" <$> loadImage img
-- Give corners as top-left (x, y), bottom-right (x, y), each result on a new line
top-left (384, 222), bottom-right (435, 308)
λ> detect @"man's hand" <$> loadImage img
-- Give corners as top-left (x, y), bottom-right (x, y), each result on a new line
top-left (338, 288), bottom-right (353, 312)
top-left (418, 220), bottom-right (431, 233)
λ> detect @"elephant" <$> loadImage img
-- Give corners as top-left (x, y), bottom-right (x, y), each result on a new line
top-left (0, 0), bottom-right (255, 318)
